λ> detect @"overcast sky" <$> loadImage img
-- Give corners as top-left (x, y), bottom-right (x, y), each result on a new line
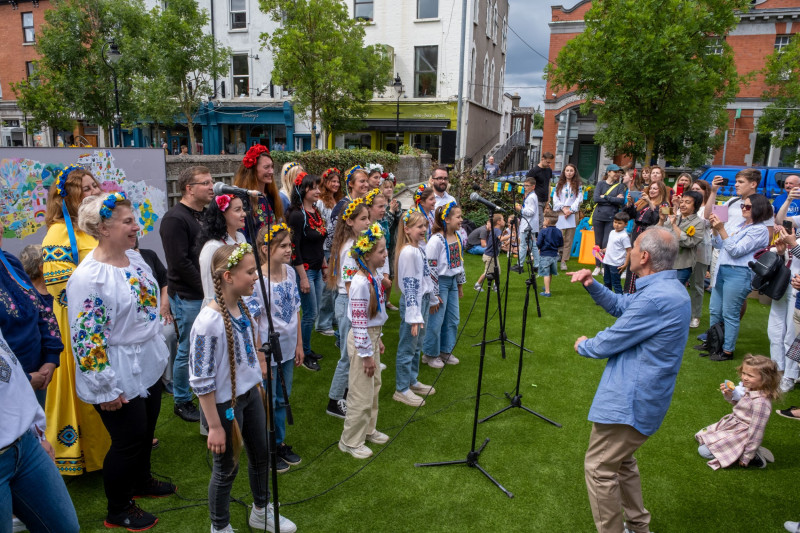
top-left (504, 0), bottom-right (580, 111)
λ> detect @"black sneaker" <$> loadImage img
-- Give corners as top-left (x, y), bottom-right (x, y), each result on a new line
top-left (510, 264), bottom-right (523, 273)
top-left (748, 453), bottom-right (766, 469)
top-left (134, 477), bottom-right (177, 499)
top-left (326, 398), bottom-right (347, 419)
top-left (104, 501), bottom-right (158, 531)
top-left (275, 456), bottom-right (290, 473)
top-left (173, 401), bottom-right (200, 422)
top-left (302, 358), bottom-right (320, 372)
top-left (710, 351), bottom-right (734, 362)
top-left (278, 443), bottom-right (302, 465)
top-left (307, 350), bottom-right (324, 361)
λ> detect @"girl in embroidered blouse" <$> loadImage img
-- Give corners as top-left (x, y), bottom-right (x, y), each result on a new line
top-left (695, 354), bottom-right (781, 470)
top-left (189, 243), bottom-right (297, 533)
top-left (317, 167), bottom-right (344, 335)
top-left (365, 188), bottom-right (392, 293)
top-left (68, 193), bottom-right (172, 530)
top-left (233, 145), bottom-right (283, 240)
top-left (198, 194), bottom-right (248, 307)
top-left (413, 185), bottom-right (437, 240)
top-left (325, 200), bottom-right (371, 419)
top-left (393, 210), bottom-right (437, 407)
top-left (255, 223), bottom-right (304, 472)
top-left (422, 202), bottom-right (465, 369)
top-left (339, 223), bottom-right (390, 459)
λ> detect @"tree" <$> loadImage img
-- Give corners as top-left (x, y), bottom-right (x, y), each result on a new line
top-left (11, 77), bottom-right (76, 143)
top-left (758, 36), bottom-right (800, 165)
top-left (259, 0), bottom-right (392, 149)
top-left (546, 0), bottom-right (750, 167)
top-left (133, 0), bottom-right (231, 151)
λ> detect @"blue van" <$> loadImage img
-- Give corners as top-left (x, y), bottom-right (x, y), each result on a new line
top-left (692, 165), bottom-right (799, 199)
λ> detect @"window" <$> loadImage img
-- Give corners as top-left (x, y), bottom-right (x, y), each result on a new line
top-left (502, 17), bottom-right (508, 53)
top-left (355, 0), bottom-right (373, 21)
top-left (499, 67), bottom-right (504, 107)
top-left (469, 47), bottom-right (476, 100)
top-left (489, 60), bottom-right (495, 109)
top-left (230, 0), bottom-right (246, 30)
top-left (417, 0), bottom-right (438, 19)
top-left (473, 0), bottom-right (479, 24)
top-left (411, 133), bottom-right (440, 161)
top-left (706, 36), bottom-right (724, 55)
top-left (775, 35), bottom-right (791, 53)
top-left (492, 3), bottom-right (498, 43)
top-left (486, 1), bottom-right (492, 37)
top-left (414, 46), bottom-right (438, 97)
top-left (482, 54), bottom-right (489, 106)
top-left (22, 12), bottom-right (34, 43)
top-left (232, 54), bottom-right (249, 97)
top-left (344, 133), bottom-right (372, 149)
top-left (26, 61), bottom-right (36, 79)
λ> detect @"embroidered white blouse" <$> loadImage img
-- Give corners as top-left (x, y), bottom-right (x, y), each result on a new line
top-left (338, 238), bottom-right (358, 295)
top-left (552, 184), bottom-right (582, 230)
top-left (519, 191), bottom-right (540, 233)
top-left (199, 233), bottom-right (247, 307)
top-left (425, 233), bottom-right (466, 297)
top-left (189, 305), bottom-right (262, 403)
top-left (253, 264), bottom-right (301, 366)
top-left (67, 249), bottom-right (168, 404)
top-left (397, 245), bottom-right (435, 324)
top-left (0, 330), bottom-right (47, 448)
top-left (347, 273), bottom-right (388, 358)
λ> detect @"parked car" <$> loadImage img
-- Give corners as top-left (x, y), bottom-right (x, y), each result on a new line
top-left (692, 165), bottom-right (800, 199)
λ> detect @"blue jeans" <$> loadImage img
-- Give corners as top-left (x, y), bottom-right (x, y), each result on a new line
top-left (676, 267), bottom-right (693, 286)
top-left (709, 265), bottom-right (753, 353)
top-left (265, 359), bottom-right (294, 445)
top-left (396, 293), bottom-right (431, 392)
top-left (317, 251), bottom-right (336, 331)
top-left (423, 275), bottom-right (460, 356)
top-left (169, 293), bottom-right (203, 404)
top-left (518, 227), bottom-right (540, 268)
top-left (328, 293), bottom-right (351, 401)
top-left (299, 269), bottom-right (324, 355)
top-left (603, 264), bottom-right (623, 294)
top-left (0, 430), bottom-right (79, 533)
top-left (467, 245), bottom-right (486, 255)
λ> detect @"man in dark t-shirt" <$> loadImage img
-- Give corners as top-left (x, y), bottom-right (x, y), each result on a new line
top-left (526, 152), bottom-right (555, 231)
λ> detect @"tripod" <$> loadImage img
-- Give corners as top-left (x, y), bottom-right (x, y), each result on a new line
top-left (416, 207), bottom-right (513, 498)
top-left (479, 234), bottom-right (560, 427)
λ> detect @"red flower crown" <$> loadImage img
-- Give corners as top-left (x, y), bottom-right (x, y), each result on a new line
top-left (294, 171), bottom-right (308, 186)
top-left (242, 145), bottom-right (269, 168)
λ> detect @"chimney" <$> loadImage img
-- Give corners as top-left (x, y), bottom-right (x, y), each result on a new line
top-left (511, 92), bottom-right (521, 108)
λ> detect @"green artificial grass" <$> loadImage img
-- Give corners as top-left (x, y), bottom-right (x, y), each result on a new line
top-left (63, 254), bottom-right (798, 532)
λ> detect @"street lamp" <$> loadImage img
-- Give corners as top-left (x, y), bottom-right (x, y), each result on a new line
top-left (392, 74), bottom-right (403, 154)
top-left (102, 39), bottom-right (122, 147)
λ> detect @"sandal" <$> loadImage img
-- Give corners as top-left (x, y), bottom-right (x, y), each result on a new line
top-left (776, 407), bottom-right (800, 420)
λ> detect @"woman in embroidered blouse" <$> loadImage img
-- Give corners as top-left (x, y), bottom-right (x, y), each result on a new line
top-left (552, 163), bottom-right (582, 270)
top-left (317, 167), bottom-right (344, 336)
top-left (233, 145), bottom-right (283, 241)
top-left (198, 194), bottom-right (248, 307)
top-left (286, 172), bottom-right (327, 369)
top-left (67, 193), bottom-right (172, 530)
top-left (40, 165), bottom-right (109, 476)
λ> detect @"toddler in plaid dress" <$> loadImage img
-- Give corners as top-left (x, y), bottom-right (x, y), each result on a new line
top-left (695, 354), bottom-right (782, 469)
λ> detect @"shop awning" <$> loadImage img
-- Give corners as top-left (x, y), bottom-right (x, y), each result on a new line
top-left (364, 119), bottom-right (450, 132)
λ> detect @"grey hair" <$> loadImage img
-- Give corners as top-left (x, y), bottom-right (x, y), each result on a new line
top-left (639, 226), bottom-right (678, 272)
top-left (77, 194), bottom-right (132, 239)
top-left (19, 244), bottom-right (43, 281)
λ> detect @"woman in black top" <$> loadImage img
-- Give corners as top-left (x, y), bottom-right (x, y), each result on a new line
top-left (286, 172), bottom-right (327, 370)
top-left (592, 164), bottom-right (627, 272)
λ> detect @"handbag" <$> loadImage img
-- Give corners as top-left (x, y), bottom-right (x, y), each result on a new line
top-left (749, 248), bottom-right (791, 300)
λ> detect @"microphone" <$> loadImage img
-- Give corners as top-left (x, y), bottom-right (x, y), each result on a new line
top-left (470, 192), bottom-right (505, 212)
top-left (213, 182), bottom-right (263, 197)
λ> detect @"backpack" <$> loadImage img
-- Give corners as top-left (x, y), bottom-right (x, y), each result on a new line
top-left (749, 249), bottom-right (791, 300)
top-left (699, 322), bottom-right (725, 357)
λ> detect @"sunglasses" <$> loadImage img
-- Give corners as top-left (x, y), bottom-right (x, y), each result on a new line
top-left (741, 204), bottom-right (752, 211)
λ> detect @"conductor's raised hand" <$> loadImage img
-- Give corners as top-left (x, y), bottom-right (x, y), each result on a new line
top-left (568, 269), bottom-right (595, 287)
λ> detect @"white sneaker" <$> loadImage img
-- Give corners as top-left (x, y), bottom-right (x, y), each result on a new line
top-left (422, 354), bottom-right (444, 368)
top-left (379, 362), bottom-right (387, 371)
top-left (249, 503), bottom-right (297, 533)
top-left (689, 318), bottom-right (700, 329)
top-left (785, 520), bottom-right (800, 533)
top-left (366, 430), bottom-right (390, 444)
top-left (338, 441), bottom-right (373, 459)
top-left (592, 267), bottom-right (601, 276)
top-left (212, 524), bottom-right (235, 533)
top-left (410, 381), bottom-right (436, 396)
top-left (757, 445), bottom-right (775, 463)
top-left (393, 389), bottom-right (426, 406)
top-left (12, 517), bottom-right (27, 533)
top-left (440, 352), bottom-right (460, 365)
top-left (560, 261), bottom-right (567, 271)
top-left (317, 328), bottom-right (335, 336)
top-left (473, 283), bottom-right (483, 292)
top-left (780, 376), bottom-right (795, 393)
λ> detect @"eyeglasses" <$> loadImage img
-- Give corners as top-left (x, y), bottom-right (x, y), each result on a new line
top-left (432, 177), bottom-right (448, 181)
top-left (741, 204), bottom-right (752, 211)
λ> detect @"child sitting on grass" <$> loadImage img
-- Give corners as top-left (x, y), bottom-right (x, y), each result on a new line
top-left (695, 354), bottom-right (781, 469)
top-left (475, 213), bottom-right (510, 292)
top-left (536, 214), bottom-right (563, 297)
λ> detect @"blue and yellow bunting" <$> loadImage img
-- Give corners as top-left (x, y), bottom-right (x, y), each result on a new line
top-left (490, 181), bottom-right (524, 194)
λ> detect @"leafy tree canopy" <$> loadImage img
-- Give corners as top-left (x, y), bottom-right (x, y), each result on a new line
top-left (758, 35), bottom-right (800, 165)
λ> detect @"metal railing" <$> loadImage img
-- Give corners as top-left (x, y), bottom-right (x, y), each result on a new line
top-left (491, 129), bottom-right (526, 166)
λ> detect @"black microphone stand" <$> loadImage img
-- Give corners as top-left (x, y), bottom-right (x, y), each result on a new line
top-left (241, 194), bottom-right (291, 533)
top-left (479, 228), bottom-right (560, 428)
top-left (416, 206), bottom-right (513, 498)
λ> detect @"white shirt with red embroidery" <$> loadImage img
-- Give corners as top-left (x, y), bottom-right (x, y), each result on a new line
top-left (425, 233), bottom-right (466, 298)
top-left (347, 272), bottom-right (388, 358)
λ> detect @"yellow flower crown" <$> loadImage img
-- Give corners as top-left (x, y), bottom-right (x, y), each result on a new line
top-left (227, 243), bottom-right (253, 269)
top-left (283, 162), bottom-right (300, 177)
top-left (441, 201), bottom-right (456, 220)
top-left (350, 222), bottom-right (384, 258)
top-left (413, 184), bottom-right (426, 204)
top-left (346, 165), bottom-right (365, 186)
top-left (364, 188), bottom-right (382, 207)
top-left (342, 197), bottom-right (364, 221)
top-left (264, 222), bottom-right (290, 243)
top-left (402, 206), bottom-right (418, 223)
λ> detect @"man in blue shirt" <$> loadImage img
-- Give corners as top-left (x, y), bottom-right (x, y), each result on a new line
top-left (772, 174), bottom-right (800, 217)
top-left (571, 226), bottom-right (690, 533)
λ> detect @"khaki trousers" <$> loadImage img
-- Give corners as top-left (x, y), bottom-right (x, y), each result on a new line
top-left (560, 227), bottom-right (576, 263)
top-left (584, 423), bottom-right (651, 533)
top-left (340, 326), bottom-right (382, 448)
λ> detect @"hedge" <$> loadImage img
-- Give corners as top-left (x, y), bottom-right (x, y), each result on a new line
top-left (269, 149), bottom-right (399, 175)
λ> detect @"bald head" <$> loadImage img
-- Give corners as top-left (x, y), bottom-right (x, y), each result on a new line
top-left (785, 175), bottom-right (800, 191)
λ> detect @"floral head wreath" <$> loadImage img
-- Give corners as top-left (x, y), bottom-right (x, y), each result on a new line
top-left (54, 164), bottom-right (85, 197)
top-left (402, 206), bottom-right (419, 223)
top-left (441, 201), bottom-right (456, 221)
top-left (413, 184), bottom-right (427, 205)
top-left (350, 222), bottom-right (384, 259)
top-left (99, 192), bottom-right (127, 219)
top-left (264, 222), bottom-right (290, 243)
top-left (215, 194), bottom-right (234, 212)
top-left (367, 163), bottom-right (384, 174)
top-left (342, 197), bottom-right (364, 221)
top-left (242, 145), bottom-right (269, 168)
top-left (283, 162), bottom-right (300, 177)
top-left (294, 171), bottom-right (307, 187)
top-left (381, 172), bottom-right (395, 185)
top-left (346, 165), bottom-right (365, 187)
top-left (322, 167), bottom-right (340, 179)
top-left (364, 188), bottom-right (382, 207)
top-left (227, 243), bottom-right (253, 269)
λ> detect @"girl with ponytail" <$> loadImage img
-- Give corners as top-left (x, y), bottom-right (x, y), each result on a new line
top-left (189, 243), bottom-right (296, 533)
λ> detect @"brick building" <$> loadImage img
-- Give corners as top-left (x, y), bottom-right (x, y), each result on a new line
top-left (545, 0), bottom-right (800, 182)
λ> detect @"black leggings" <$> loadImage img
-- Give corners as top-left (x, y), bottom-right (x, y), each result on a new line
top-left (593, 219), bottom-right (615, 267)
top-left (95, 381), bottom-right (162, 514)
